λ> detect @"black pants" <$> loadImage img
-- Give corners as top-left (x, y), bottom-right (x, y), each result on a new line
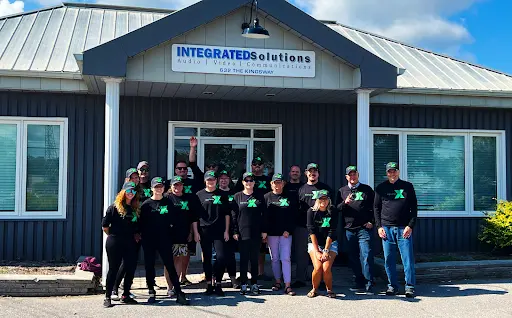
top-left (225, 239), bottom-right (237, 277)
top-left (114, 239), bottom-right (141, 291)
top-left (142, 237), bottom-right (181, 294)
top-left (200, 227), bottom-right (227, 282)
top-left (105, 235), bottom-right (137, 298)
top-left (239, 238), bottom-right (260, 285)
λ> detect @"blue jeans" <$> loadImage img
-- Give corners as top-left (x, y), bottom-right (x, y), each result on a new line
top-left (345, 227), bottom-right (374, 287)
top-left (382, 226), bottom-right (416, 289)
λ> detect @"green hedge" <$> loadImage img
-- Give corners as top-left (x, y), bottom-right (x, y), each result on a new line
top-left (478, 201), bottom-right (512, 253)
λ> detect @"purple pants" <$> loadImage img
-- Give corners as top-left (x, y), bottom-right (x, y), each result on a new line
top-left (267, 235), bottom-right (292, 284)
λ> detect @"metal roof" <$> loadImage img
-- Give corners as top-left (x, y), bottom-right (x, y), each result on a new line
top-left (0, 2), bottom-right (511, 92)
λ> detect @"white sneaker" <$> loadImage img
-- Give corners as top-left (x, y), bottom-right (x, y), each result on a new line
top-left (251, 284), bottom-right (260, 295)
top-left (111, 290), bottom-right (120, 301)
top-left (167, 288), bottom-right (176, 298)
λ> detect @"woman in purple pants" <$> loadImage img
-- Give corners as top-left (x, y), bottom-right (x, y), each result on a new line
top-left (263, 173), bottom-right (297, 296)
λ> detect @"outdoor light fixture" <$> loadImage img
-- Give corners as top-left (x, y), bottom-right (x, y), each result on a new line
top-left (241, 0), bottom-right (270, 39)
top-left (202, 91), bottom-right (215, 95)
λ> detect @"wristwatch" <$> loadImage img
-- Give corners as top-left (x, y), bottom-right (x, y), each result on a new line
top-left (322, 248), bottom-right (329, 253)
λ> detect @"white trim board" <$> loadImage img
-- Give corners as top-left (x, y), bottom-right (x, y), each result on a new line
top-left (371, 92), bottom-right (512, 108)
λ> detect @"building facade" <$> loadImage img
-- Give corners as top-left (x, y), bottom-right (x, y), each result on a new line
top-left (0, 0), bottom-right (511, 262)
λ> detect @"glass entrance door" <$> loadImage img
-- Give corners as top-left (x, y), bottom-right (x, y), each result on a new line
top-left (199, 139), bottom-right (250, 183)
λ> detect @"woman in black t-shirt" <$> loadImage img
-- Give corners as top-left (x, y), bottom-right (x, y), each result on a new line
top-left (306, 189), bottom-right (339, 299)
top-left (101, 181), bottom-right (140, 308)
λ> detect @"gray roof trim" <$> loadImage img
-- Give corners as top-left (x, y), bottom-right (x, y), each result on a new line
top-left (81, 0), bottom-right (397, 89)
top-left (62, 2), bottom-right (176, 14)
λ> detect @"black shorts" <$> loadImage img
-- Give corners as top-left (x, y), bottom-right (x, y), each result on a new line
top-left (187, 241), bottom-right (197, 256)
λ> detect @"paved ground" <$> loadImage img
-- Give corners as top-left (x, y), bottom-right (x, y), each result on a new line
top-left (0, 264), bottom-right (511, 318)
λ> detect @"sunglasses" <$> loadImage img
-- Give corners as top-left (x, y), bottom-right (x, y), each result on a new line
top-left (244, 179), bottom-right (255, 183)
top-left (139, 168), bottom-right (149, 173)
top-left (176, 167), bottom-right (188, 171)
top-left (125, 189), bottom-right (137, 194)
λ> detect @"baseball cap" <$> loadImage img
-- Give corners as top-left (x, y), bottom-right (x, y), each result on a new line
top-left (218, 170), bottom-right (230, 177)
top-left (306, 163), bottom-right (319, 171)
top-left (169, 176), bottom-right (184, 185)
top-left (386, 162), bottom-right (399, 171)
top-left (271, 173), bottom-right (284, 182)
top-left (122, 181), bottom-right (137, 191)
top-left (151, 177), bottom-right (164, 188)
top-left (204, 170), bottom-right (217, 180)
top-left (242, 172), bottom-right (254, 180)
top-left (317, 189), bottom-right (329, 198)
top-left (137, 161), bottom-right (149, 170)
top-left (345, 165), bottom-right (358, 175)
top-left (252, 156), bottom-right (264, 165)
top-left (126, 168), bottom-right (138, 179)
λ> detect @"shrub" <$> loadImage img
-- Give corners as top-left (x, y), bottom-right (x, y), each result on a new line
top-left (478, 200), bottom-right (512, 252)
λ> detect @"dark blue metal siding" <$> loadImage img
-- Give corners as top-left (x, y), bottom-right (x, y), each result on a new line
top-left (371, 104), bottom-right (512, 252)
top-left (0, 92), bottom-right (105, 262)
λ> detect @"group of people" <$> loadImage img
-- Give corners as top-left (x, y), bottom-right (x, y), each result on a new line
top-left (101, 137), bottom-right (418, 308)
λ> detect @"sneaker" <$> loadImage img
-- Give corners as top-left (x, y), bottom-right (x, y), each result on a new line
top-left (148, 290), bottom-right (156, 304)
top-left (230, 277), bottom-right (240, 289)
top-left (121, 295), bottom-right (138, 304)
top-left (365, 285), bottom-right (375, 295)
top-left (240, 284), bottom-right (248, 295)
top-left (167, 288), bottom-right (176, 298)
top-left (176, 292), bottom-right (190, 305)
top-left (103, 298), bottom-right (112, 308)
top-left (214, 285), bottom-right (225, 296)
top-left (291, 281), bottom-right (306, 288)
top-left (111, 290), bottom-right (120, 301)
top-left (180, 277), bottom-right (193, 286)
top-left (204, 284), bottom-right (215, 295)
top-left (349, 285), bottom-right (365, 292)
top-left (405, 287), bottom-right (415, 298)
top-left (251, 284), bottom-right (261, 295)
top-left (385, 286), bottom-right (398, 296)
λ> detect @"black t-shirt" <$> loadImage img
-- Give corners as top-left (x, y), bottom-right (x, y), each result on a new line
top-left (196, 189), bottom-right (230, 236)
top-left (166, 193), bottom-right (200, 244)
top-left (284, 181), bottom-right (304, 200)
top-left (297, 182), bottom-right (334, 228)
top-left (139, 197), bottom-right (173, 241)
top-left (235, 174), bottom-right (272, 196)
top-left (307, 207), bottom-right (339, 246)
top-left (102, 204), bottom-right (139, 239)
top-left (139, 182), bottom-right (152, 203)
top-left (374, 179), bottom-right (418, 228)
top-left (336, 183), bottom-right (375, 230)
top-left (263, 191), bottom-right (297, 236)
top-left (231, 191), bottom-right (266, 240)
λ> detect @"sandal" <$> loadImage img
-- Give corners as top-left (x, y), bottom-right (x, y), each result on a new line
top-left (327, 290), bottom-right (336, 298)
top-left (284, 286), bottom-right (296, 296)
top-left (272, 283), bottom-right (282, 291)
top-left (307, 289), bottom-right (318, 298)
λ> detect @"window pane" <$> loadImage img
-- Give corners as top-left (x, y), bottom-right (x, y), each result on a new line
top-left (0, 124), bottom-right (17, 212)
top-left (374, 134), bottom-right (399, 187)
top-left (201, 128), bottom-right (250, 137)
top-left (174, 139), bottom-right (192, 177)
top-left (254, 141), bottom-right (275, 176)
top-left (26, 125), bottom-right (60, 211)
top-left (473, 137), bottom-right (497, 211)
top-left (254, 130), bottom-right (275, 138)
top-left (174, 127), bottom-right (197, 137)
top-left (407, 135), bottom-right (465, 211)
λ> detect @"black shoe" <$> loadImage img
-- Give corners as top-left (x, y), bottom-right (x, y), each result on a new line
top-left (386, 286), bottom-right (398, 296)
top-left (148, 290), bottom-right (156, 304)
top-left (291, 281), bottom-right (306, 288)
top-left (405, 287), bottom-right (415, 298)
top-left (349, 285), bottom-right (365, 292)
top-left (240, 284), bottom-right (248, 295)
top-left (103, 298), bottom-right (112, 308)
top-left (180, 278), bottom-right (193, 286)
top-left (215, 284), bottom-right (225, 296)
top-left (176, 292), bottom-right (190, 305)
top-left (365, 285), bottom-right (375, 295)
top-left (204, 284), bottom-right (215, 295)
top-left (121, 295), bottom-right (138, 304)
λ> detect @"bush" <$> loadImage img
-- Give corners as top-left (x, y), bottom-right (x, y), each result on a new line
top-left (478, 201), bottom-right (512, 253)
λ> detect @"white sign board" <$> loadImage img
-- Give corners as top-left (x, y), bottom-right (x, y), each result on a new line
top-left (172, 44), bottom-right (315, 78)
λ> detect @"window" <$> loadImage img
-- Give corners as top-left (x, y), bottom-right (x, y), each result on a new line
top-left (0, 118), bottom-right (68, 219)
top-left (372, 129), bottom-right (505, 217)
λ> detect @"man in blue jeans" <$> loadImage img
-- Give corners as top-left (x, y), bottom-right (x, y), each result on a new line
top-left (336, 165), bottom-right (375, 295)
top-left (374, 162), bottom-right (418, 298)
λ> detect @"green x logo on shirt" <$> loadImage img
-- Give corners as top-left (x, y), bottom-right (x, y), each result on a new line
top-left (321, 217), bottom-right (331, 227)
top-left (279, 199), bottom-right (289, 207)
top-left (258, 181), bottom-right (267, 189)
top-left (248, 199), bottom-right (257, 207)
top-left (131, 213), bottom-right (138, 223)
top-left (394, 190), bottom-right (405, 199)
top-left (143, 188), bottom-right (151, 197)
top-left (184, 185), bottom-right (192, 194)
top-left (159, 206), bottom-right (168, 214)
top-left (213, 195), bottom-right (222, 204)
top-left (180, 201), bottom-right (189, 210)
top-left (355, 192), bottom-right (364, 201)
top-left (228, 195), bottom-right (234, 202)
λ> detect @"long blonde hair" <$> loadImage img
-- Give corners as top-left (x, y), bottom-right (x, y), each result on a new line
top-left (312, 197), bottom-right (332, 212)
top-left (114, 189), bottom-right (140, 217)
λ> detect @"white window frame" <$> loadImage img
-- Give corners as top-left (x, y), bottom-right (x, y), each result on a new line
top-left (167, 121), bottom-right (282, 179)
top-left (0, 117), bottom-right (68, 220)
top-left (370, 128), bottom-right (506, 217)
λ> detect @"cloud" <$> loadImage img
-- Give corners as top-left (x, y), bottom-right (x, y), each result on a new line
top-left (0, 0), bottom-right (24, 17)
top-left (293, 0), bottom-right (482, 58)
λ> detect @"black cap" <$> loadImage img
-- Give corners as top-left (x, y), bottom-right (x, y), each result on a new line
top-left (126, 168), bottom-right (138, 179)
top-left (252, 156), bottom-right (264, 165)
top-left (169, 176), bottom-right (184, 185)
top-left (386, 162), bottom-right (399, 171)
top-left (204, 170), bottom-right (217, 180)
top-left (317, 189), bottom-right (329, 198)
top-left (271, 173), bottom-right (284, 182)
top-left (345, 165), bottom-right (358, 175)
top-left (122, 181), bottom-right (137, 191)
top-left (137, 161), bottom-right (149, 170)
top-left (242, 172), bottom-right (254, 180)
top-left (306, 163), bottom-right (319, 171)
top-left (218, 170), bottom-right (230, 177)
top-left (151, 177), bottom-right (164, 188)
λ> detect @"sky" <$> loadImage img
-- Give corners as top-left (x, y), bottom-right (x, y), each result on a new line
top-left (1, 0), bottom-right (511, 75)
